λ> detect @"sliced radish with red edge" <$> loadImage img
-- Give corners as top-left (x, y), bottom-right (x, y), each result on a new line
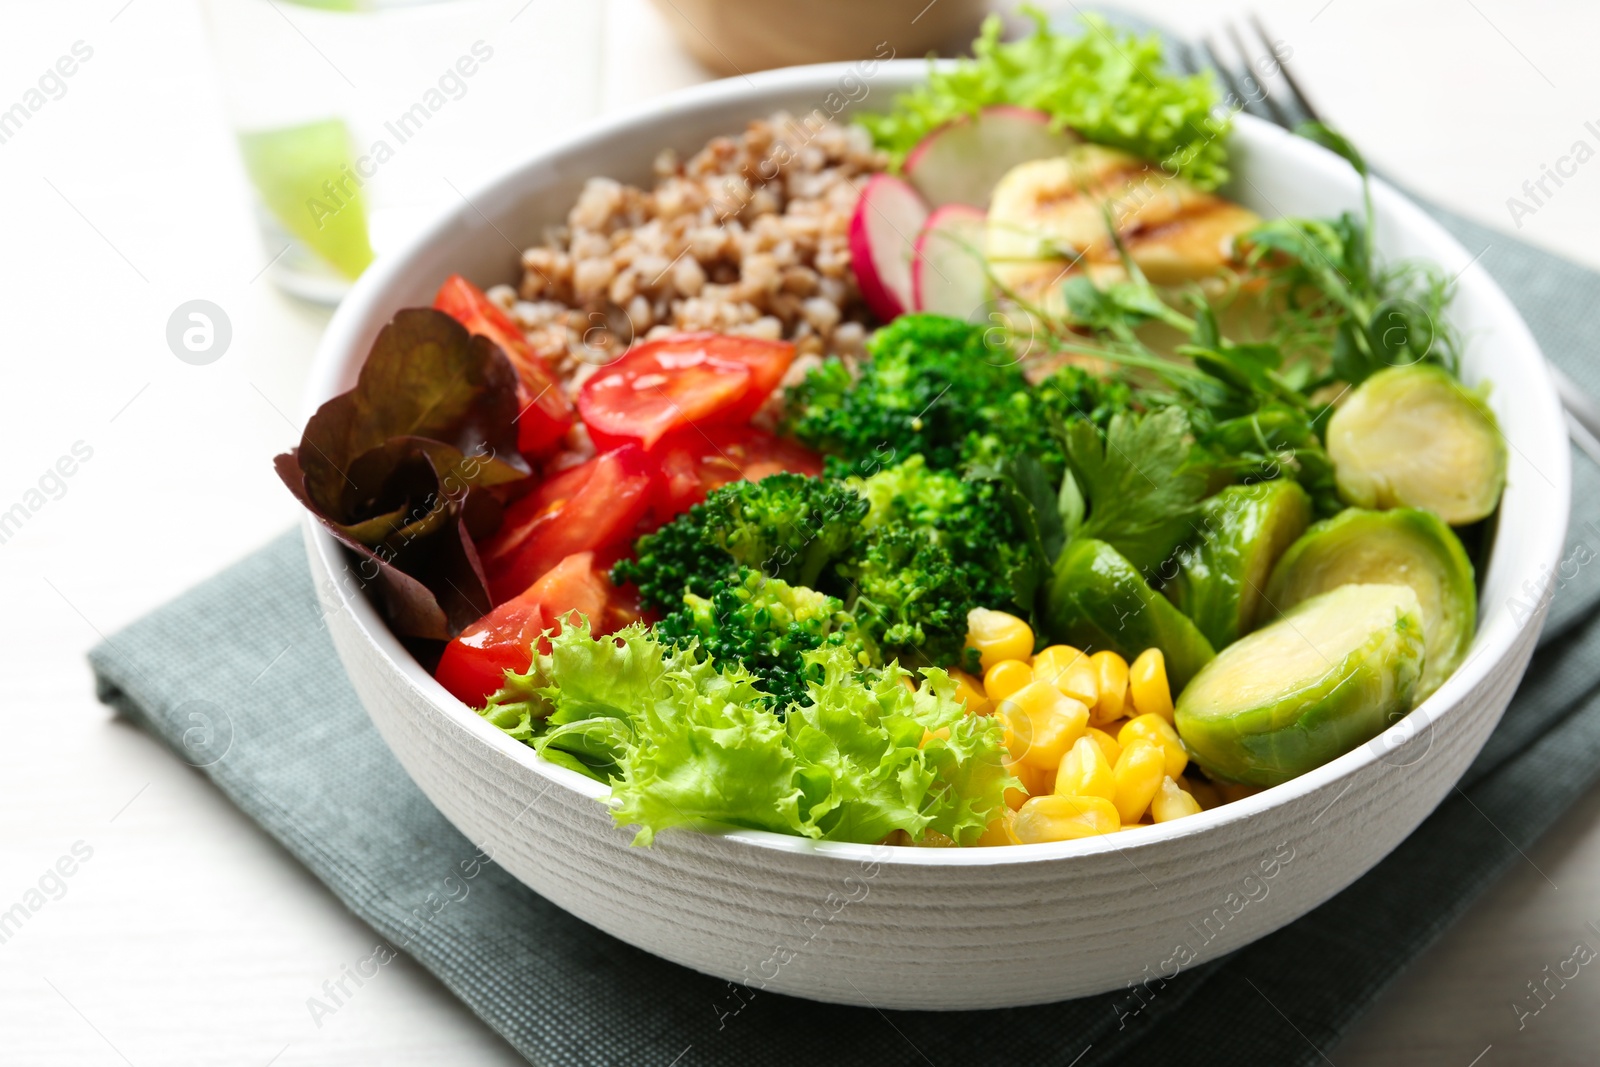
top-left (849, 174), bottom-right (929, 322)
top-left (904, 105), bottom-right (1082, 209)
top-left (912, 204), bottom-right (991, 321)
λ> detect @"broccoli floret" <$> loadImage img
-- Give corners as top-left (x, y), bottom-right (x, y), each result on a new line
top-left (786, 314), bottom-right (1134, 482)
top-left (1039, 364), bottom-right (1136, 429)
top-left (838, 525), bottom-right (979, 669)
top-left (656, 568), bottom-right (876, 711)
top-left (852, 455), bottom-right (1030, 615)
top-left (613, 472), bottom-right (869, 613)
top-left (961, 364), bottom-right (1136, 478)
top-left (827, 456), bottom-right (1026, 668)
top-left (610, 508), bottom-right (731, 614)
top-left (851, 453), bottom-right (972, 532)
top-left (786, 314), bottom-right (1031, 472)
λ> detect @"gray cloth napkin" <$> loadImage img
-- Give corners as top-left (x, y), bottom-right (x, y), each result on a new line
top-left (88, 27), bottom-right (1600, 1064)
top-left (89, 519), bottom-right (1600, 1067)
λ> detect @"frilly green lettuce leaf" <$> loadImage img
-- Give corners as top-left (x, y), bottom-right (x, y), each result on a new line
top-left (786, 652), bottom-right (1015, 844)
top-left (614, 668), bottom-right (806, 845)
top-left (480, 620), bottom-right (1016, 846)
top-left (786, 653), bottom-right (938, 844)
top-left (858, 10), bottom-right (1231, 188)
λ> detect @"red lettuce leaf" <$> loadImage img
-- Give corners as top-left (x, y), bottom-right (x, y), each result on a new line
top-left (276, 308), bottom-right (536, 639)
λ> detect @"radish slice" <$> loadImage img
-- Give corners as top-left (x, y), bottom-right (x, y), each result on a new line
top-left (912, 204), bottom-right (990, 321)
top-left (904, 105), bottom-right (1082, 209)
top-left (849, 174), bottom-right (928, 322)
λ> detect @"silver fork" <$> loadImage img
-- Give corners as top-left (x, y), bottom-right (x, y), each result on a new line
top-left (1182, 15), bottom-right (1600, 467)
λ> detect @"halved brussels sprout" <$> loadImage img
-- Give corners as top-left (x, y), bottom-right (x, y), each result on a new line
top-left (1175, 583), bottom-right (1426, 786)
top-left (1043, 538), bottom-right (1215, 693)
top-left (1265, 507), bottom-right (1475, 700)
top-left (1164, 479), bottom-right (1312, 648)
top-left (1325, 364), bottom-right (1506, 525)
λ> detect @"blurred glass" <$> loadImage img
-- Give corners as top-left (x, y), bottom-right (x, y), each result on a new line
top-left (202, 0), bottom-right (603, 302)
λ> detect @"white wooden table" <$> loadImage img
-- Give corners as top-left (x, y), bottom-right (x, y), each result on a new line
top-left (1, 1), bottom-right (1596, 1063)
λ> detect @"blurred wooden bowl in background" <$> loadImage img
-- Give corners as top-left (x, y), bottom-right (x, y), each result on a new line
top-left (650, 0), bottom-right (990, 74)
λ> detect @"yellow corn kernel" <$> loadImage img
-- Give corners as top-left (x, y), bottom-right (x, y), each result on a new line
top-left (1215, 780), bottom-right (1264, 805)
top-left (1033, 644), bottom-right (1098, 705)
top-left (1086, 726), bottom-right (1122, 768)
top-left (997, 680), bottom-right (1090, 771)
top-left (983, 659), bottom-right (1034, 702)
top-left (1118, 713), bottom-right (1188, 780)
top-left (1005, 766), bottom-right (1052, 814)
top-left (966, 608), bottom-right (1034, 672)
top-left (948, 669), bottom-right (992, 716)
top-left (1031, 644), bottom-right (1081, 684)
top-left (1055, 735), bottom-right (1116, 800)
top-left (1013, 795), bottom-right (1121, 843)
top-left (1151, 776), bottom-right (1203, 822)
top-left (1129, 647), bottom-right (1175, 722)
top-left (1089, 650), bottom-right (1129, 724)
top-left (977, 810), bottom-right (1018, 846)
top-left (1111, 740), bottom-right (1166, 824)
top-left (1004, 760), bottom-right (1050, 810)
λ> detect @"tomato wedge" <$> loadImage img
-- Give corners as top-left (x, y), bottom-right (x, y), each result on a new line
top-left (435, 552), bottom-right (608, 707)
top-left (578, 334), bottom-right (796, 451)
top-left (652, 424), bottom-right (824, 518)
top-left (478, 444), bottom-right (655, 604)
top-left (434, 274), bottom-right (575, 457)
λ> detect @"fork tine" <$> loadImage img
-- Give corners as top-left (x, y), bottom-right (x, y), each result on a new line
top-left (1201, 36), bottom-right (1267, 122)
top-left (1249, 13), bottom-right (1324, 127)
top-left (1177, 40), bottom-right (1210, 80)
top-left (1169, 38), bottom-right (1199, 76)
top-left (1226, 21), bottom-right (1294, 128)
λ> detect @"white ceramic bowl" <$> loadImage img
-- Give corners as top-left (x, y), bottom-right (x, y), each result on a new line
top-left (301, 63), bottom-right (1570, 1010)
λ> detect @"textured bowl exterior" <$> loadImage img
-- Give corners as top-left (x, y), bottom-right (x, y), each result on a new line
top-left (301, 64), bottom-right (1570, 1010)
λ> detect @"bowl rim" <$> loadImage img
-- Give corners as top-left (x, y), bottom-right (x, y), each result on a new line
top-left (303, 59), bottom-right (1571, 868)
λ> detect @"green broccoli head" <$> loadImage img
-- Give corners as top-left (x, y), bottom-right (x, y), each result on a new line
top-left (786, 314), bottom-right (1134, 482)
top-left (850, 455), bottom-right (1031, 618)
top-left (960, 363), bottom-right (1136, 478)
top-left (823, 455), bottom-right (1026, 668)
top-left (851, 453), bottom-right (970, 532)
top-left (655, 567), bottom-right (876, 711)
top-left (708, 472), bottom-right (868, 590)
top-left (613, 472), bottom-right (869, 613)
top-left (838, 525), bottom-right (981, 670)
top-left (1036, 363), bottom-right (1136, 428)
top-left (785, 314), bottom-right (1030, 472)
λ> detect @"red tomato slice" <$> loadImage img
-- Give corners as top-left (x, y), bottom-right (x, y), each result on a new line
top-left (434, 274), bottom-right (575, 457)
top-left (578, 334), bottom-right (796, 451)
top-left (652, 425), bottom-right (825, 519)
top-left (705, 334), bottom-right (797, 422)
top-left (435, 552), bottom-right (608, 707)
top-left (478, 444), bottom-right (655, 604)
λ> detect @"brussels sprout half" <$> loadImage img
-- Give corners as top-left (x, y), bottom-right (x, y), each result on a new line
top-left (1164, 479), bottom-right (1312, 649)
top-left (1265, 507), bottom-right (1475, 700)
top-left (1325, 364), bottom-right (1507, 525)
top-left (1043, 537), bottom-right (1216, 693)
top-left (1175, 583), bottom-right (1426, 786)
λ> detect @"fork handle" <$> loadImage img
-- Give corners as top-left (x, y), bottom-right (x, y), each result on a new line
top-left (1546, 363), bottom-right (1600, 468)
